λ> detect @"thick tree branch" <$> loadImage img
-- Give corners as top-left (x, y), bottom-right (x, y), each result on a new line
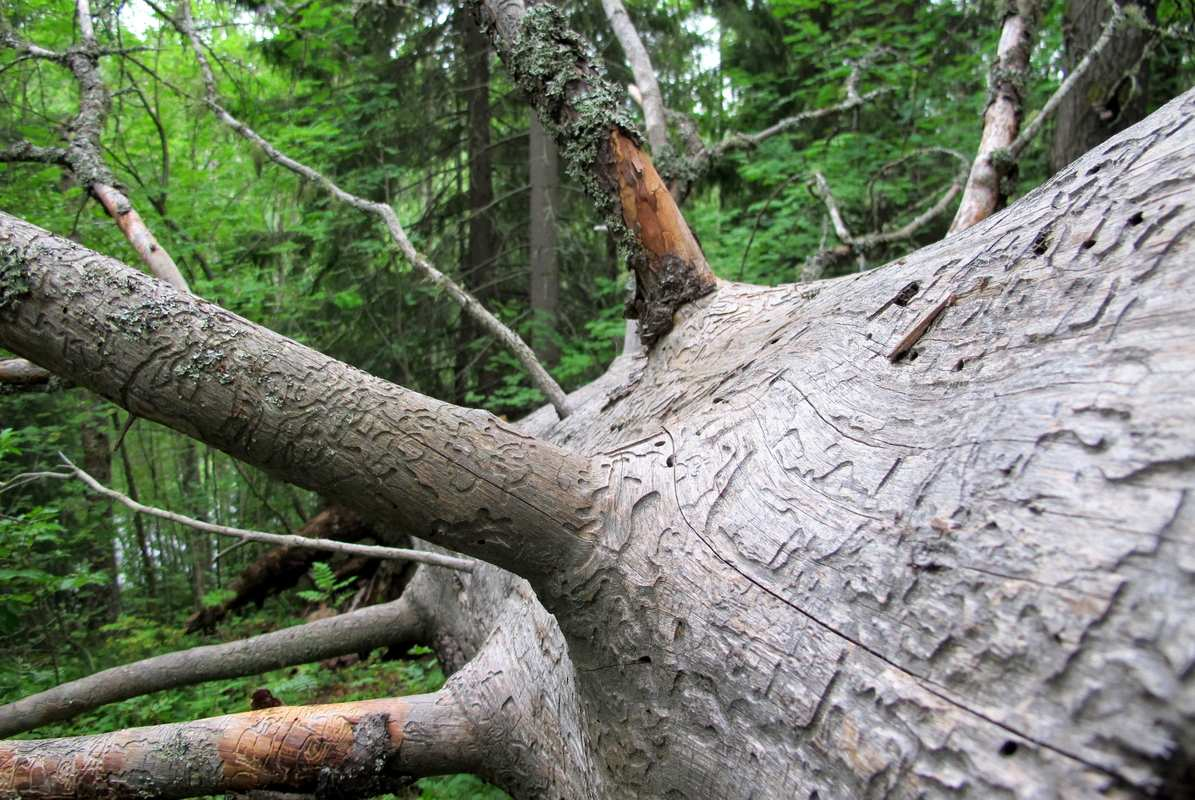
top-left (599, 0), bottom-right (668, 155)
top-left (153, 0), bottom-right (569, 418)
top-left (24, 457), bottom-right (477, 572)
top-left (0, 212), bottom-right (598, 582)
top-left (473, 0), bottom-right (716, 346)
top-left (0, 596), bottom-right (427, 737)
top-left (0, 694), bottom-right (480, 798)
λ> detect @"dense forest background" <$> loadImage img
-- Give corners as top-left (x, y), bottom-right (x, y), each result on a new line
top-left (1, 0), bottom-right (1191, 796)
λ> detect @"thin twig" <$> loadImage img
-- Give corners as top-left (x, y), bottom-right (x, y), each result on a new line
top-left (37, 455), bottom-right (477, 572)
top-left (1009, 0), bottom-right (1127, 159)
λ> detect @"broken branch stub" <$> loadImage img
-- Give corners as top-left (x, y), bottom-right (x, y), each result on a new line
top-left (476, 1), bottom-right (716, 346)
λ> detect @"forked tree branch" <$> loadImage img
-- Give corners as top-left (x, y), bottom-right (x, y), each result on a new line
top-left (0, 0), bottom-right (190, 291)
top-left (0, 596), bottom-right (427, 737)
top-left (0, 211), bottom-right (598, 582)
top-left (473, 0), bottom-right (717, 346)
top-left (950, 0), bottom-right (1126, 232)
top-left (151, 0), bottom-right (570, 418)
top-left (16, 457), bottom-right (477, 572)
top-left (0, 694), bottom-right (480, 798)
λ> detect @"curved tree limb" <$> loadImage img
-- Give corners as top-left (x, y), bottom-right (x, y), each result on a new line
top-left (20, 457), bottom-right (477, 572)
top-left (0, 596), bottom-right (427, 737)
top-left (473, 0), bottom-right (716, 346)
top-left (0, 694), bottom-right (480, 798)
top-left (0, 211), bottom-right (599, 584)
top-left (149, 0), bottom-right (569, 419)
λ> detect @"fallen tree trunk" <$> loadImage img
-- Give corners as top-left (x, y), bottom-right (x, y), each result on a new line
top-left (0, 61), bottom-right (1192, 800)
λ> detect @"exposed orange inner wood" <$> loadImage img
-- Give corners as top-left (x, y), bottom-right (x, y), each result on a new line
top-left (610, 130), bottom-right (707, 272)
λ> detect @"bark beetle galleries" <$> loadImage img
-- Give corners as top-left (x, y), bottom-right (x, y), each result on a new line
top-left (609, 130), bottom-right (716, 345)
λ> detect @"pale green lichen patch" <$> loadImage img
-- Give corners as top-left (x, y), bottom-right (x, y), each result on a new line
top-left (0, 242), bottom-right (31, 311)
top-left (499, 4), bottom-right (640, 243)
top-left (174, 347), bottom-right (233, 384)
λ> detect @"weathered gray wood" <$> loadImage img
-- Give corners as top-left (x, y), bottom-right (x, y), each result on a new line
top-left (0, 219), bottom-right (598, 581)
top-left (420, 88), bottom-right (1195, 799)
top-left (0, 597), bottom-right (425, 738)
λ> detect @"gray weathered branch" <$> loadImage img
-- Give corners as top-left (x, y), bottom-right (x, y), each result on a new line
top-left (600, 0), bottom-right (668, 155)
top-left (31, 457), bottom-right (477, 571)
top-left (0, 596), bottom-right (427, 737)
top-left (0, 210), bottom-right (599, 583)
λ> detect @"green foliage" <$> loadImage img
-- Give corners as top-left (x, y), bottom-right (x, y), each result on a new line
top-left (296, 561), bottom-right (358, 606)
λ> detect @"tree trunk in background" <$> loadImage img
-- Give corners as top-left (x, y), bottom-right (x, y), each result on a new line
top-left (80, 413), bottom-right (120, 621)
top-left (117, 440), bottom-right (158, 602)
top-left (1049, 0), bottom-right (1156, 173)
top-left (455, 12), bottom-right (500, 403)
top-left (180, 441), bottom-right (210, 612)
top-left (529, 114), bottom-right (560, 366)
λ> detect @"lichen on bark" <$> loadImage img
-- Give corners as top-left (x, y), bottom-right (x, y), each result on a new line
top-left (0, 242), bottom-right (31, 311)
top-left (494, 3), bottom-right (640, 243)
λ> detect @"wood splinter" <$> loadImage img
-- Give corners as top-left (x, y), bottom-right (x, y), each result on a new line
top-left (887, 292), bottom-right (957, 362)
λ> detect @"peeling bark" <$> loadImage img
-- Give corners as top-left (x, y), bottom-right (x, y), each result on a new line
top-left (0, 695), bottom-right (478, 798)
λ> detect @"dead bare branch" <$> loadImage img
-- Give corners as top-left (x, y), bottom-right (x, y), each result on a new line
top-left (20, 457), bottom-right (477, 572)
top-left (600, 0), bottom-right (668, 154)
top-left (0, 0), bottom-right (190, 291)
top-left (0, 596), bottom-right (427, 736)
